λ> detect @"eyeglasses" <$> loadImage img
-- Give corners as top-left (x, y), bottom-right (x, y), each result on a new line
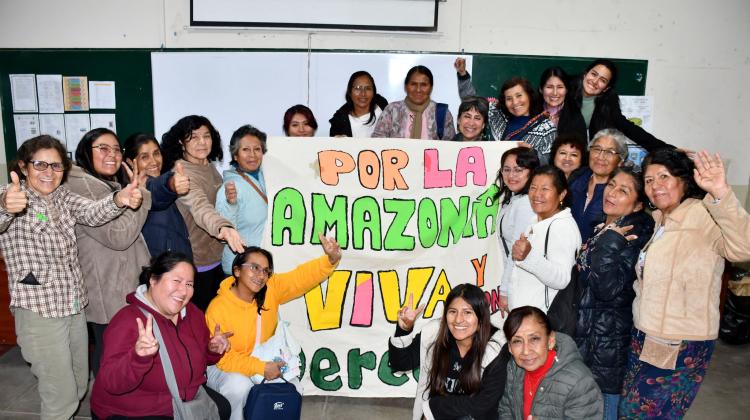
top-left (501, 166), bottom-right (527, 176)
top-left (590, 146), bottom-right (620, 159)
top-left (29, 160), bottom-right (65, 172)
top-left (352, 85), bottom-right (374, 93)
top-left (92, 144), bottom-right (123, 155)
top-left (241, 263), bottom-right (273, 278)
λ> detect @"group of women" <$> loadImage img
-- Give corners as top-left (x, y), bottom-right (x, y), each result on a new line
top-left (1, 56), bottom-right (748, 420)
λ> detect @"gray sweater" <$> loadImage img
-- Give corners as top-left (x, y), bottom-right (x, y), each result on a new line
top-left (498, 333), bottom-right (603, 420)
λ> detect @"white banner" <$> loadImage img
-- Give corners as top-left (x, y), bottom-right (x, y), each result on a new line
top-left (262, 137), bottom-right (513, 397)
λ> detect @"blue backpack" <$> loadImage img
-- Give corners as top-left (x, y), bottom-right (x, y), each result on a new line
top-left (244, 378), bottom-right (301, 420)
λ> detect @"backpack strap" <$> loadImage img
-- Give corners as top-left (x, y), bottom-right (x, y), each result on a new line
top-left (498, 215), bottom-right (510, 257)
top-left (543, 219), bottom-right (558, 309)
top-left (436, 103), bottom-right (448, 139)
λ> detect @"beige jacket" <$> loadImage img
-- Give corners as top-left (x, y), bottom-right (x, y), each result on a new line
top-left (633, 192), bottom-right (750, 340)
top-left (175, 159), bottom-right (233, 266)
top-left (64, 165), bottom-right (152, 324)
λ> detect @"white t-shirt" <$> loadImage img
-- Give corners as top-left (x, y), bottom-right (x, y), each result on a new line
top-left (348, 106), bottom-right (382, 138)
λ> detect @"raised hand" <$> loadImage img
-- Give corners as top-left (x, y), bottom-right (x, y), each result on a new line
top-left (318, 232), bottom-right (342, 265)
top-left (208, 323), bottom-right (234, 354)
top-left (135, 315), bottom-right (159, 357)
top-left (511, 233), bottom-right (532, 261)
top-left (454, 57), bottom-right (468, 76)
top-left (218, 226), bottom-right (245, 253)
top-left (171, 162), bottom-right (190, 195)
top-left (4, 171), bottom-right (28, 214)
top-left (224, 181), bottom-right (237, 204)
top-left (397, 293), bottom-right (425, 332)
top-left (123, 160), bottom-right (148, 186)
top-left (116, 163), bottom-right (143, 210)
top-left (693, 151), bottom-right (730, 200)
top-left (264, 360), bottom-right (285, 380)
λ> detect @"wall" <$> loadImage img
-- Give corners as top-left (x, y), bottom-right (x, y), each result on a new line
top-left (1, 0), bottom-right (748, 200)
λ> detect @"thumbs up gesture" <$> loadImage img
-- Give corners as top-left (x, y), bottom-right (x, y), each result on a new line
top-left (3, 171), bottom-right (28, 214)
top-left (171, 162), bottom-right (190, 196)
top-left (116, 163), bottom-right (144, 209)
top-left (511, 233), bottom-right (532, 261)
top-left (224, 181), bottom-right (237, 205)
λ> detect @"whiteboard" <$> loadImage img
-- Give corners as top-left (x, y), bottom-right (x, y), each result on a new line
top-left (191, 0), bottom-right (439, 31)
top-left (151, 51), bottom-right (472, 170)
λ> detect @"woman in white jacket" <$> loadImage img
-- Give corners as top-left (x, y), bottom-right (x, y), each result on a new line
top-left (507, 165), bottom-right (581, 312)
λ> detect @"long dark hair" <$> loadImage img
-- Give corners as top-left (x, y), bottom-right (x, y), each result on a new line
top-left (231, 246), bottom-right (275, 315)
top-left (426, 284), bottom-right (492, 397)
top-left (160, 115), bottom-right (223, 172)
top-left (492, 147), bottom-right (540, 205)
top-left (345, 71), bottom-right (380, 125)
top-left (139, 251), bottom-right (196, 287)
top-left (75, 128), bottom-right (128, 187)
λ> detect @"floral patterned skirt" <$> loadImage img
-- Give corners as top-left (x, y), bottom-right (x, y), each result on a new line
top-left (618, 328), bottom-right (715, 419)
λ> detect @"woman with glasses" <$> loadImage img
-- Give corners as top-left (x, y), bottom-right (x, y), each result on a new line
top-left (569, 128), bottom-right (630, 242)
top-left (204, 234), bottom-right (341, 420)
top-left (372, 65), bottom-right (456, 140)
top-left (329, 70), bottom-right (389, 138)
top-left (161, 115), bottom-right (245, 311)
top-left (0, 135), bottom-right (141, 419)
top-left (65, 128), bottom-right (153, 376)
top-left (492, 147), bottom-right (540, 315)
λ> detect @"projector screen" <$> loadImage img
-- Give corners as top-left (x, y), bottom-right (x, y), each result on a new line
top-left (191, 0), bottom-right (439, 31)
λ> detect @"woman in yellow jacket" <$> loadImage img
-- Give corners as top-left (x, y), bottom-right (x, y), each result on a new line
top-left (205, 233), bottom-right (341, 420)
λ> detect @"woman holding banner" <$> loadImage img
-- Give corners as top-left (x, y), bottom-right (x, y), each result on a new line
top-left (389, 284), bottom-right (509, 420)
top-left (205, 235), bottom-right (342, 420)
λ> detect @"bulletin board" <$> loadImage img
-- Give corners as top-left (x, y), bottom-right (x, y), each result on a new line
top-left (0, 49), bottom-right (153, 164)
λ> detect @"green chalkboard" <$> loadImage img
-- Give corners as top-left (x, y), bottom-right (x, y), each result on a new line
top-left (0, 49), bottom-right (153, 164)
top-left (470, 54), bottom-right (648, 99)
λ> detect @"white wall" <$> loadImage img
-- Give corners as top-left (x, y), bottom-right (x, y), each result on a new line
top-left (1, 0), bottom-right (748, 195)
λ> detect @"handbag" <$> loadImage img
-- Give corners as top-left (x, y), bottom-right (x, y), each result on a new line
top-left (250, 312), bottom-right (302, 384)
top-left (138, 308), bottom-right (220, 420)
top-left (244, 378), bottom-right (302, 420)
top-left (542, 220), bottom-right (581, 337)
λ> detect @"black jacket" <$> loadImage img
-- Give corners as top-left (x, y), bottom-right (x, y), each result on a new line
top-left (328, 94), bottom-right (389, 137)
top-left (574, 210), bottom-right (654, 394)
top-left (142, 171), bottom-right (193, 259)
top-left (566, 76), bottom-right (674, 152)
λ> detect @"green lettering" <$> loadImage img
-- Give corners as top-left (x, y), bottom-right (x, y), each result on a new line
top-left (437, 196), bottom-right (470, 247)
top-left (271, 187), bottom-right (306, 246)
top-left (310, 193), bottom-right (349, 247)
top-left (347, 348), bottom-right (377, 390)
top-left (383, 199), bottom-right (416, 251)
top-left (417, 198), bottom-right (438, 248)
top-left (474, 185), bottom-right (500, 238)
top-left (351, 196), bottom-right (382, 250)
top-left (378, 351), bottom-right (410, 386)
top-left (310, 347), bottom-right (342, 391)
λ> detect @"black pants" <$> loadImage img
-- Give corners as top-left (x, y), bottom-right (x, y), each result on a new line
top-left (90, 322), bottom-right (108, 377)
top-left (92, 384), bottom-right (231, 420)
top-left (192, 264), bottom-right (226, 312)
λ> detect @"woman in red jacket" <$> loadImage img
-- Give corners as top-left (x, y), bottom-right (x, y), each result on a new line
top-left (91, 252), bottom-right (233, 420)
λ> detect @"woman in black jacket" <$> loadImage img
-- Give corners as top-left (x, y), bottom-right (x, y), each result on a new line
top-left (329, 70), bottom-right (388, 137)
top-left (567, 59), bottom-right (673, 151)
top-left (574, 166), bottom-right (654, 420)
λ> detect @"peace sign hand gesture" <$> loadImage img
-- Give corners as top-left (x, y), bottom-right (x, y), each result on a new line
top-left (397, 293), bottom-right (425, 332)
top-left (208, 324), bottom-right (234, 355)
top-left (693, 151), bottom-right (730, 201)
top-left (3, 171), bottom-right (28, 214)
top-left (117, 163), bottom-right (144, 209)
top-left (135, 315), bottom-right (159, 357)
